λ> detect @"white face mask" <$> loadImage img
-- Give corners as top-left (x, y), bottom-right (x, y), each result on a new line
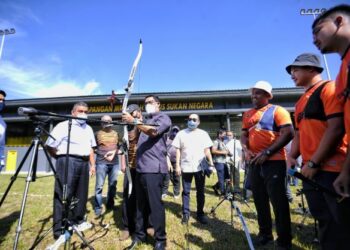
top-left (76, 113), bottom-right (87, 125)
top-left (145, 104), bottom-right (157, 114)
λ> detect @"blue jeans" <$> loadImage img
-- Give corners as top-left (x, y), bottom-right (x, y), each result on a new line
top-left (94, 163), bottom-right (119, 215)
top-left (214, 162), bottom-right (229, 193)
top-left (182, 171), bottom-right (205, 216)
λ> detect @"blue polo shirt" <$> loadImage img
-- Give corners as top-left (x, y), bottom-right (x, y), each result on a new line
top-left (136, 112), bottom-right (172, 173)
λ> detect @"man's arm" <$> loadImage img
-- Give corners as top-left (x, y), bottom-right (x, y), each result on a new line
top-left (302, 117), bottom-right (344, 179)
top-left (251, 125), bottom-right (294, 165)
top-left (333, 144), bottom-right (350, 197)
top-left (89, 148), bottom-right (96, 176)
top-left (204, 147), bottom-right (214, 166)
top-left (240, 130), bottom-right (254, 161)
top-left (211, 141), bottom-right (228, 156)
top-left (45, 145), bottom-right (57, 158)
top-left (175, 148), bottom-right (182, 176)
top-left (287, 130), bottom-right (301, 168)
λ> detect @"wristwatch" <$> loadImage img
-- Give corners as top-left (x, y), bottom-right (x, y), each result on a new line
top-left (264, 149), bottom-right (272, 157)
top-left (307, 160), bottom-right (320, 169)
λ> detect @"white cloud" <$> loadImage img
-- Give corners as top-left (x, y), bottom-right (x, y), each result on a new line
top-left (0, 60), bottom-right (102, 98)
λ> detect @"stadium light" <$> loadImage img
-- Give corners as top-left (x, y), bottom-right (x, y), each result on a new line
top-left (0, 28), bottom-right (16, 60)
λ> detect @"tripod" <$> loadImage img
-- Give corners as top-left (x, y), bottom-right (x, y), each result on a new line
top-left (295, 189), bottom-right (319, 244)
top-left (210, 163), bottom-right (255, 250)
top-left (0, 117), bottom-right (62, 249)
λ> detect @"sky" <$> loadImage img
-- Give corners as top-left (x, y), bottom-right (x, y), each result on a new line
top-left (0, 0), bottom-right (346, 100)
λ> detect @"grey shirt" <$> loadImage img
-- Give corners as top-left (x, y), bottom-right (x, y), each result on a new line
top-left (136, 112), bottom-right (172, 174)
top-left (213, 139), bottom-right (227, 164)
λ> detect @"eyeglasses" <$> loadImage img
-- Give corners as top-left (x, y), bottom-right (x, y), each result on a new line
top-left (188, 118), bottom-right (197, 122)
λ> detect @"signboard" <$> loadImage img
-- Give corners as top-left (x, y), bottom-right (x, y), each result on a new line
top-left (6, 150), bottom-right (17, 171)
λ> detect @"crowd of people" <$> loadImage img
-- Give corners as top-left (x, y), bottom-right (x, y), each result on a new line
top-left (1, 4), bottom-right (350, 250)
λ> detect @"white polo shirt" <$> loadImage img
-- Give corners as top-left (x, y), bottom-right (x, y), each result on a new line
top-left (172, 128), bottom-right (213, 173)
top-left (46, 119), bottom-right (96, 156)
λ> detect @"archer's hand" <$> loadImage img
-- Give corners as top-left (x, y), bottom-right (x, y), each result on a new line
top-left (244, 149), bottom-right (255, 161)
top-left (122, 112), bottom-right (134, 123)
top-left (90, 165), bottom-right (96, 177)
top-left (104, 150), bottom-right (117, 162)
top-left (301, 163), bottom-right (318, 179)
top-left (333, 170), bottom-right (350, 198)
top-left (250, 151), bottom-right (268, 166)
top-left (175, 166), bottom-right (181, 176)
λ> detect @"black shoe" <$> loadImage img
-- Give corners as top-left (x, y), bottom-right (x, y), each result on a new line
top-left (154, 241), bottom-right (166, 250)
top-left (254, 234), bottom-right (273, 246)
top-left (181, 214), bottom-right (189, 224)
top-left (125, 239), bottom-right (143, 250)
top-left (212, 185), bottom-right (220, 196)
top-left (196, 214), bottom-right (208, 225)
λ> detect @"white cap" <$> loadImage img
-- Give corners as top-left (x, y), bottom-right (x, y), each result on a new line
top-left (251, 81), bottom-right (273, 99)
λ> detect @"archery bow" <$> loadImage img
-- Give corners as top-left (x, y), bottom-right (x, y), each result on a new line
top-left (121, 40), bottom-right (143, 196)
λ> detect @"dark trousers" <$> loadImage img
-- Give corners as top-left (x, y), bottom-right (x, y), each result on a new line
top-left (122, 168), bottom-right (137, 234)
top-left (53, 157), bottom-right (89, 239)
top-left (250, 160), bottom-right (292, 247)
top-left (134, 173), bottom-right (166, 243)
top-left (182, 171), bottom-right (205, 216)
top-left (303, 171), bottom-right (350, 250)
top-left (162, 168), bottom-right (181, 196)
top-left (214, 162), bottom-right (229, 193)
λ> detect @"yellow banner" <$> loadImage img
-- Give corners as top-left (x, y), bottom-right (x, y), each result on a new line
top-left (6, 150), bottom-right (17, 171)
top-left (89, 101), bottom-right (214, 113)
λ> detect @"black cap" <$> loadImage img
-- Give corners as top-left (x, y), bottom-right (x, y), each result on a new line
top-left (0, 90), bottom-right (6, 97)
top-left (286, 53), bottom-right (324, 74)
top-left (126, 104), bottom-right (140, 113)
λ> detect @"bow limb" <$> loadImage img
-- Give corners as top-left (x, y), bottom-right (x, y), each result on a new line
top-left (121, 40), bottom-right (143, 197)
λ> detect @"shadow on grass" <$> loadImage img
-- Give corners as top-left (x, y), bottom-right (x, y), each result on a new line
top-left (0, 211), bottom-right (20, 245)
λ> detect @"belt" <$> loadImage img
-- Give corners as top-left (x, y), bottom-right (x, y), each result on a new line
top-left (57, 154), bottom-right (89, 161)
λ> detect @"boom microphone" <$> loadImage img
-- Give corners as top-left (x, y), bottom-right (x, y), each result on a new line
top-left (18, 107), bottom-right (40, 116)
top-left (288, 167), bottom-right (341, 200)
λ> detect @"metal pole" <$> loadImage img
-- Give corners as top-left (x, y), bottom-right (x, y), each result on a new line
top-left (0, 28), bottom-right (16, 61)
top-left (226, 113), bottom-right (231, 131)
top-left (300, 9), bottom-right (331, 80)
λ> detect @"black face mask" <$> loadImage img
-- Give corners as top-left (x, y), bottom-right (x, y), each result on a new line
top-left (0, 101), bottom-right (5, 112)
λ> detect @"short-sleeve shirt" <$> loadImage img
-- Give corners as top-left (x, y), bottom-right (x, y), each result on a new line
top-left (212, 139), bottom-right (227, 163)
top-left (46, 120), bottom-right (96, 156)
top-left (295, 81), bottom-right (346, 172)
top-left (242, 104), bottom-right (292, 160)
top-left (136, 112), bottom-right (172, 174)
top-left (95, 129), bottom-right (119, 165)
top-left (335, 47), bottom-right (350, 145)
top-left (172, 128), bottom-right (213, 173)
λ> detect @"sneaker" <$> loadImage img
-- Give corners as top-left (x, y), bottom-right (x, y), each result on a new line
top-left (46, 231), bottom-right (71, 250)
top-left (196, 214), bottom-right (208, 225)
top-left (161, 194), bottom-right (167, 199)
top-left (181, 214), bottom-right (189, 224)
top-left (75, 221), bottom-right (92, 232)
top-left (119, 230), bottom-right (130, 241)
top-left (173, 194), bottom-right (180, 199)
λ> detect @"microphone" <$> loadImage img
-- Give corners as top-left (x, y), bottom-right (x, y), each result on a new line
top-left (288, 167), bottom-right (341, 199)
top-left (18, 107), bottom-right (40, 116)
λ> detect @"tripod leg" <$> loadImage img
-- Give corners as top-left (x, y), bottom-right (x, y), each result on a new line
top-left (210, 197), bottom-right (226, 214)
top-left (13, 139), bottom-right (40, 250)
top-left (0, 142), bottom-right (35, 207)
top-left (71, 224), bottom-right (95, 250)
top-left (232, 201), bottom-right (255, 250)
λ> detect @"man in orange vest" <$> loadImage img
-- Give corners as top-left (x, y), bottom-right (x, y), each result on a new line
top-left (241, 81), bottom-right (294, 249)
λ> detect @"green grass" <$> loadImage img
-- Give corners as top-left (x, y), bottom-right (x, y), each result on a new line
top-left (0, 173), bottom-right (318, 250)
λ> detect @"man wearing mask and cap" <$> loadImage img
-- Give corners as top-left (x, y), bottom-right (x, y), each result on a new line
top-left (46, 102), bottom-right (96, 243)
top-left (241, 81), bottom-right (294, 249)
top-left (162, 125), bottom-right (181, 199)
top-left (93, 115), bottom-right (120, 217)
top-left (172, 114), bottom-right (214, 225)
top-left (0, 90), bottom-right (7, 172)
top-left (286, 53), bottom-right (350, 249)
top-left (122, 95), bottom-right (171, 250)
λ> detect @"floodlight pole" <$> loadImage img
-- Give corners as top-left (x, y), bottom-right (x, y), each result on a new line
top-left (300, 8), bottom-right (331, 80)
top-left (0, 28), bottom-right (16, 60)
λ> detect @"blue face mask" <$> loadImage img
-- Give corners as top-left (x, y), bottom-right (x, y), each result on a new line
top-left (187, 120), bottom-right (198, 130)
top-left (0, 101), bottom-right (5, 112)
